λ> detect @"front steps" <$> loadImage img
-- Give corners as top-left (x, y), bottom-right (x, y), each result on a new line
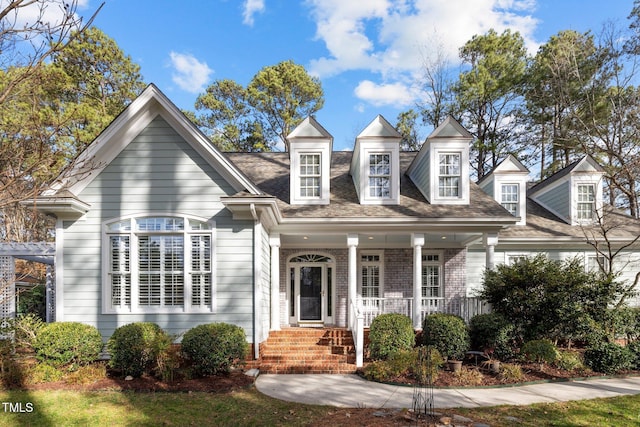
top-left (250, 328), bottom-right (357, 374)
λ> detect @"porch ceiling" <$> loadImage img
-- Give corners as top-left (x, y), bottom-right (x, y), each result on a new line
top-left (280, 231), bottom-right (481, 248)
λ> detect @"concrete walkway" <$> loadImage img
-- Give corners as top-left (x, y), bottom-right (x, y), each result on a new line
top-left (255, 374), bottom-right (640, 409)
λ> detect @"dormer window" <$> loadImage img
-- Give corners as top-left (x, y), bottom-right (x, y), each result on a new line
top-left (369, 153), bottom-right (391, 198)
top-left (299, 153), bottom-right (321, 198)
top-left (438, 153), bottom-right (461, 197)
top-left (350, 115), bottom-right (401, 205)
top-left (577, 184), bottom-right (595, 221)
top-left (501, 184), bottom-right (519, 216)
top-left (287, 117), bottom-right (333, 205)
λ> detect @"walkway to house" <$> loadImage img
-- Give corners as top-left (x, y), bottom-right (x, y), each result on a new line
top-left (255, 373), bottom-right (640, 409)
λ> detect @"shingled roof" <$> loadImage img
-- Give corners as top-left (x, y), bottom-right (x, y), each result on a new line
top-left (225, 151), bottom-right (514, 220)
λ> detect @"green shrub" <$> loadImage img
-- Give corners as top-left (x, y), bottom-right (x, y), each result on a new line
top-left (33, 322), bottom-right (103, 367)
top-left (181, 323), bottom-right (248, 376)
top-left (627, 340), bottom-right (640, 370)
top-left (584, 342), bottom-right (633, 374)
top-left (521, 339), bottom-right (559, 365)
top-left (368, 313), bottom-right (415, 360)
top-left (362, 360), bottom-right (391, 382)
top-left (420, 313), bottom-right (469, 361)
top-left (555, 350), bottom-right (585, 372)
top-left (469, 312), bottom-right (518, 360)
top-left (107, 322), bottom-right (171, 378)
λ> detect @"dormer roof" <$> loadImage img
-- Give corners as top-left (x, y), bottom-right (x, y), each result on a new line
top-left (529, 155), bottom-right (604, 196)
top-left (356, 115), bottom-right (403, 139)
top-left (287, 116), bottom-right (333, 140)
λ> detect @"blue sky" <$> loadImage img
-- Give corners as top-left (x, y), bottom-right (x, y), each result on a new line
top-left (82, 0), bottom-right (635, 151)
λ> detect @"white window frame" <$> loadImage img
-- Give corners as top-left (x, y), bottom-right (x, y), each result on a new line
top-left (576, 184), bottom-right (595, 221)
top-left (368, 153), bottom-right (391, 199)
top-left (421, 252), bottom-right (443, 299)
top-left (500, 183), bottom-right (519, 216)
top-left (586, 253), bottom-right (609, 274)
top-left (506, 253), bottom-right (528, 265)
top-left (358, 251), bottom-right (384, 300)
top-left (438, 153), bottom-right (461, 198)
top-left (102, 214), bottom-right (215, 314)
top-left (299, 153), bottom-right (321, 198)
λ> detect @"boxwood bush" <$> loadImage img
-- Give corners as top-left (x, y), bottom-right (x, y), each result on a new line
top-left (469, 312), bottom-right (517, 360)
top-left (33, 322), bottom-right (103, 367)
top-left (521, 339), bottom-right (558, 365)
top-left (584, 342), bottom-right (633, 374)
top-left (181, 323), bottom-right (248, 376)
top-left (107, 322), bottom-right (171, 378)
top-left (368, 313), bottom-right (415, 360)
top-left (420, 313), bottom-right (469, 361)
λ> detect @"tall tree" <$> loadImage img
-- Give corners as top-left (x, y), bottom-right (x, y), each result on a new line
top-left (194, 79), bottom-right (267, 152)
top-left (453, 29), bottom-right (528, 179)
top-left (194, 60), bottom-right (324, 152)
top-left (395, 109), bottom-right (422, 151)
top-left (247, 60), bottom-right (324, 151)
top-left (51, 27), bottom-right (146, 155)
top-left (1, 26), bottom-right (145, 239)
top-left (524, 30), bottom-right (605, 178)
top-left (417, 40), bottom-right (455, 129)
top-left (0, 0), bottom-right (102, 105)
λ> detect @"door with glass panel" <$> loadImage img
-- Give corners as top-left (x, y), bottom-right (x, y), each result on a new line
top-left (288, 254), bottom-right (334, 325)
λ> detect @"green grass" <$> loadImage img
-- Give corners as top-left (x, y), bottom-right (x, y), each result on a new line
top-left (0, 388), bottom-right (639, 426)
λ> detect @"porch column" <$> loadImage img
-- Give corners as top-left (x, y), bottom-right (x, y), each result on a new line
top-left (483, 232), bottom-right (499, 271)
top-left (347, 233), bottom-right (359, 327)
top-left (412, 234), bottom-right (424, 329)
top-left (269, 233), bottom-right (281, 331)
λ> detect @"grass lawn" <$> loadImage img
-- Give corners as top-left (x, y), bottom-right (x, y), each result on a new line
top-left (1, 388), bottom-right (640, 426)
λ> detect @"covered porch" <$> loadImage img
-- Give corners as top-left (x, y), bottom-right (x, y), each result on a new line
top-left (267, 229), bottom-right (496, 367)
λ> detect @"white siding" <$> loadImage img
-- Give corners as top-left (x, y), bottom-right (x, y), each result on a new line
top-left (62, 116), bottom-right (256, 341)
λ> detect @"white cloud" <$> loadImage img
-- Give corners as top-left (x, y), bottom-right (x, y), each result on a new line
top-left (354, 80), bottom-right (417, 107)
top-left (168, 52), bottom-right (213, 94)
top-left (243, 0), bottom-right (266, 26)
top-left (305, 0), bottom-right (539, 107)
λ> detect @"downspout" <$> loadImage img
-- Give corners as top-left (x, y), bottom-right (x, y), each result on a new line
top-left (250, 203), bottom-right (260, 360)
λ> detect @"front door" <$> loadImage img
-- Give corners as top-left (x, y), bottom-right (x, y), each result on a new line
top-left (287, 254), bottom-right (335, 325)
top-left (299, 266), bottom-right (322, 321)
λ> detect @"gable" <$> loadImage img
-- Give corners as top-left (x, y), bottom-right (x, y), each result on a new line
top-left (78, 116), bottom-right (240, 215)
top-left (46, 84), bottom-right (260, 198)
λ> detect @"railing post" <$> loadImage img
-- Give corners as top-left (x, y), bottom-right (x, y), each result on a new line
top-left (356, 312), bottom-right (364, 367)
top-left (412, 234), bottom-right (424, 329)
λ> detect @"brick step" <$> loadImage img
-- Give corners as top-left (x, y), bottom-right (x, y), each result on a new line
top-left (251, 327), bottom-right (357, 374)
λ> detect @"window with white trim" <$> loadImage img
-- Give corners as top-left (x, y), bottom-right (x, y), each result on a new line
top-left (368, 153), bottom-right (391, 198)
top-left (299, 153), bottom-right (321, 198)
top-left (577, 184), bottom-right (595, 220)
top-left (507, 254), bottom-right (527, 265)
top-left (105, 216), bottom-right (214, 313)
top-left (438, 153), bottom-right (461, 197)
top-left (501, 184), bottom-right (519, 216)
top-left (421, 254), bottom-right (443, 298)
top-left (359, 253), bottom-right (382, 298)
top-left (586, 254), bottom-right (609, 274)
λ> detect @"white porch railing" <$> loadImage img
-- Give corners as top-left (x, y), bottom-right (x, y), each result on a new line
top-left (359, 296), bottom-right (490, 328)
top-left (351, 296), bottom-right (490, 367)
top-left (349, 298), bottom-right (364, 367)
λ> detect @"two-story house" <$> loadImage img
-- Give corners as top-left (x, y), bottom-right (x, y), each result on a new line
top-left (33, 84), bottom-right (640, 370)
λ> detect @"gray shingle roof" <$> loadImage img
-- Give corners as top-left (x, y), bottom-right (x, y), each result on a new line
top-left (225, 151), bottom-right (513, 220)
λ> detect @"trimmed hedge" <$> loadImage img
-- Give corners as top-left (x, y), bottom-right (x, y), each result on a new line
top-left (181, 323), bottom-right (248, 376)
top-left (33, 322), bottom-right (103, 367)
top-left (420, 313), bottom-right (469, 361)
top-left (107, 322), bottom-right (171, 378)
top-left (584, 342), bottom-right (633, 374)
top-left (368, 313), bottom-right (415, 360)
top-left (521, 339), bottom-right (558, 364)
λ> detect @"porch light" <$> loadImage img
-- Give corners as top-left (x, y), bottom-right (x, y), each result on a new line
top-left (368, 236), bottom-right (374, 240)
top-left (303, 236), bottom-right (309, 240)
top-left (441, 236), bottom-right (447, 240)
